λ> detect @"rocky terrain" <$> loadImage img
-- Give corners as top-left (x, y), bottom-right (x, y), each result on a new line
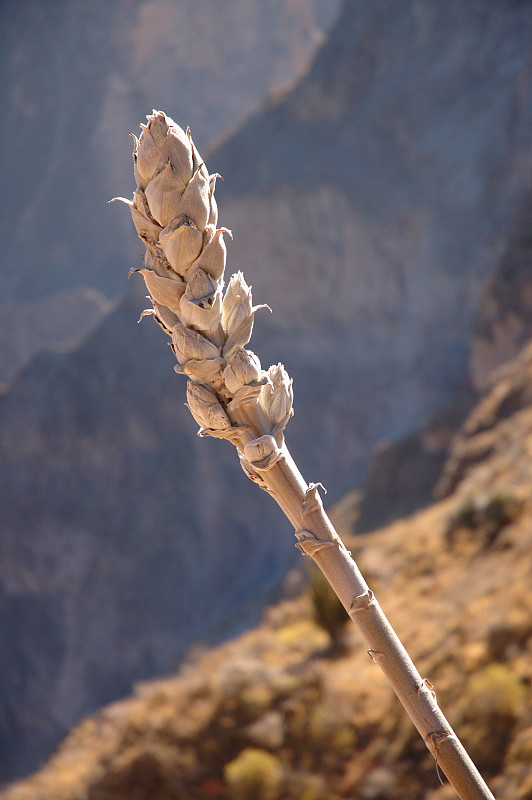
top-left (0, 283), bottom-right (297, 782)
top-left (2, 0), bottom-right (532, 786)
top-left (470, 189), bottom-right (532, 391)
top-left (3, 336), bottom-right (532, 800)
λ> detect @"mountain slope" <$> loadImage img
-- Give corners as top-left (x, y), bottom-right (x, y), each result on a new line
top-left (0, 285), bottom-right (294, 782)
top-left (212, 0), bottom-right (532, 496)
top-left (3, 339), bottom-right (532, 799)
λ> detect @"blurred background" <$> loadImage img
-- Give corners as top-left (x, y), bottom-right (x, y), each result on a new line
top-left (1, 0), bottom-right (532, 796)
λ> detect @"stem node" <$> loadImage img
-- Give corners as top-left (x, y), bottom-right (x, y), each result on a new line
top-left (350, 589), bottom-right (377, 614)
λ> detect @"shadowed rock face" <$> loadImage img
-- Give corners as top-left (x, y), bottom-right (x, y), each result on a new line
top-left (2, 0), bottom-right (532, 785)
top-left (213, 0), bottom-right (532, 496)
top-left (0, 283), bottom-right (294, 782)
top-left (470, 191), bottom-right (532, 390)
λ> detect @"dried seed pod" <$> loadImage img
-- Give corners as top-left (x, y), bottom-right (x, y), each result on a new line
top-left (145, 161), bottom-right (186, 228)
top-left (130, 203), bottom-right (163, 242)
top-left (176, 167), bottom-right (211, 232)
top-left (227, 383), bottom-right (265, 417)
top-left (155, 124), bottom-right (193, 185)
top-left (135, 268), bottom-right (186, 316)
top-left (132, 187), bottom-right (156, 223)
top-left (177, 357), bottom-right (226, 386)
top-left (260, 364), bottom-right (293, 431)
top-left (159, 219), bottom-right (204, 276)
top-left (150, 300), bottom-right (180, 335)
top-left (185, 267), bottom-right (218, 302)
top-left (146, 246), bottom-right (174, 280)
top-left (222, 315), bottom-right (254, 356)
top-left (224, 348), bottom-right (263, 395)
top-left (179, 289), bottom-right (222, 331)
top-left (179, 268), bottom-right (222, 330)
top-left (186, 381), bottom-right (231, 432)
top-left (221, 272), bottom-right (270, 355)
top-left (135, 111), bottom-right (170, 185)
top-left (222, 271), bottom-right (253, 335)
top-left (194, 228), bottom-right (230, 282)
top-left (171, 323), bottom-right (220, 365)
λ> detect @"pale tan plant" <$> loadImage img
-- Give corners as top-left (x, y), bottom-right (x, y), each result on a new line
top-left (116, 110), bottom-right (495, 800)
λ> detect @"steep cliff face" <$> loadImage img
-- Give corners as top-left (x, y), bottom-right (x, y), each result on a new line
top-left (4, 339), bottom-right (532, 800)
top-left (438, 338), bottom-right (532, 498)
top-left (0, 0), bottom-right (339, 386)
top-left (213, 0), bottom-right (532, 495)
top-left (470, 191), bottom-right (532, 390)
top-left (0, 284), bottom-right (294, 782)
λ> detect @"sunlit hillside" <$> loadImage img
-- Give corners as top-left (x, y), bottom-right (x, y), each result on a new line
top-left (4, 342), bottom-right (532, 799)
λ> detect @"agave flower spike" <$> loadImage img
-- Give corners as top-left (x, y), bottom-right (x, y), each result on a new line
top-left (119, 110), bottom-right (495, 800)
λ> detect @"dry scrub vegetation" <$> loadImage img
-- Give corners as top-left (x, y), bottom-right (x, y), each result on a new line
top-left (4, 342), bottom-right (532, 799)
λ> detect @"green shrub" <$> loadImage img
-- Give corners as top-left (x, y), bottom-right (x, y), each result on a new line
top-left (461, 664), bottom-right (526, 774)
top-left (307, 562), bottom-right (348, 648)
top-left (444, 490), bottom-right (523, 549)
top-left (224, 747), bottom-right (283, 800)
top-left (467, 663), bottom-right (525, 719)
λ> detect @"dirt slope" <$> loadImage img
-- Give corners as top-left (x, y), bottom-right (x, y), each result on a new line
top-left (4, 343), bottom-right (532, 799)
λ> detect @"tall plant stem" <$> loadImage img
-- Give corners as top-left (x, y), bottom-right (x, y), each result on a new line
top-left (120, 110), bottom-right (495, 800)
top-left (259, 444), bottom-right (495, 800)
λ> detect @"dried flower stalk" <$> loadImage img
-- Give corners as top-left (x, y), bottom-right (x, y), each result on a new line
top-left (117, 110), bottom-right (495, 800)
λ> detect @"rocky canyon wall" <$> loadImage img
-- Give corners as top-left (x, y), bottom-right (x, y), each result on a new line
top-left (2, 0), bottom-right (532, 785)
